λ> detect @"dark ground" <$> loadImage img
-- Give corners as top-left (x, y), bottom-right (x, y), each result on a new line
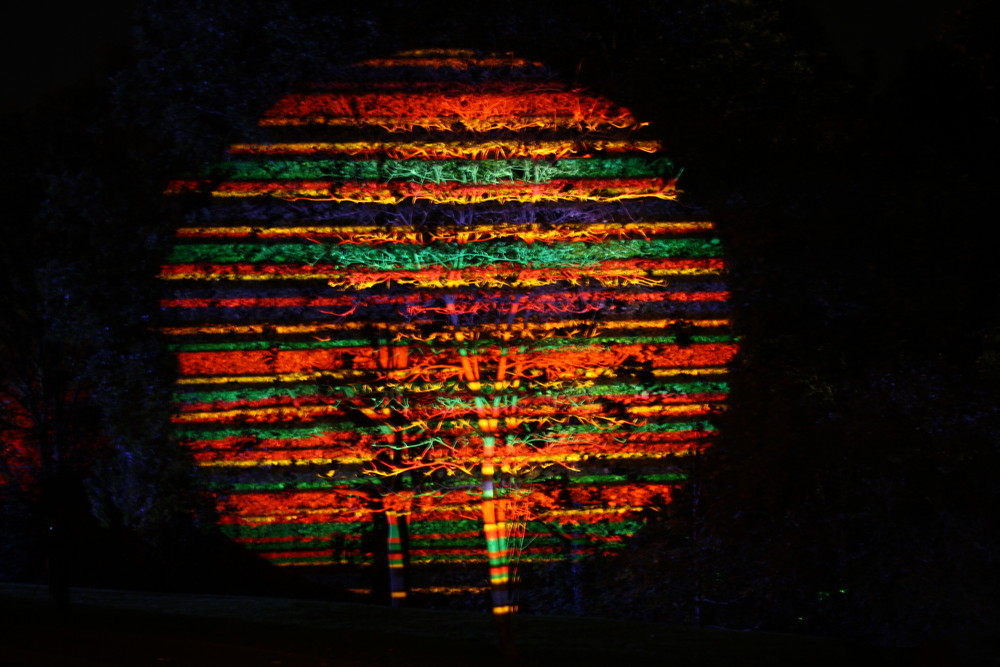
top-left (0, 583), bottom-right (949, 667)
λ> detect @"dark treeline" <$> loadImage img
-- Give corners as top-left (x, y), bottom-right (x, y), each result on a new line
top-left (1, 0), bottom-right (996, 662)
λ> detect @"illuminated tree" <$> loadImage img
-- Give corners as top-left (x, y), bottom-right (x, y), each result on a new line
top-left (161, 50), bottom-right (737, 624)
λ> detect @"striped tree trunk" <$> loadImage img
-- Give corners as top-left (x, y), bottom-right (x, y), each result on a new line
top-left (481, 435), bottom-right (512, 615)
top-left (385, 509), bottom-right (407, 606)
top-left (480, 433), bottom-right (516, 656)
top-left (380, 335), bottom-right (412, 607)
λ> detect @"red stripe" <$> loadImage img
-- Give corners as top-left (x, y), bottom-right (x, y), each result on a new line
top-left (177, 392), bottom-right (727, 414)
top-left (161, 290), bottom-right (728, 309)
top-left (260, 91), bottom-right (628, 122)
top-left (176, 343), bottom-right (737, 376)
top-left (211, 178), bottom-right (673, 202)
top-left (159, 257), bottom-right (724, 278)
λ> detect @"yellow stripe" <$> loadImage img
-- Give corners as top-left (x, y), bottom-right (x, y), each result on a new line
top-left (276, 560), bottom-right (340, 567)
top-left (652, 367), bottom-right (728, 377)
top-left (624, 403), bottom-right (717, 415)
top-left (176, 220), bottom-right (710, 240)
top-left (238, 509), bottom-right (380, 522)
top-left (163, 319), bottom-right (731, 337)
top-left (194, 446), bottom-right (702, 470)
top-left (174, 405), bottom-right (343, 421)
top-left (196, 457), bottom-right (355, 468)
top-left (545, 507), bottom-right (638, 516)
top-left (409, 586), bottom-right (490, 594)
top-left (176, 370), bottom-right (368, 384)
top-left (160, 268), bottom-right (712, 284)
top-left (227, 139), bottom-right (662, 158)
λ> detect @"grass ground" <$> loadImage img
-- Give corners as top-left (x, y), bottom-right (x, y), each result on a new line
top-left (0, 583), bottom-right (911, 666)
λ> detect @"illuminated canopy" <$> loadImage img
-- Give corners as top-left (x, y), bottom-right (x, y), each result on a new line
top-left (161, 49), bottom-right (736, 608)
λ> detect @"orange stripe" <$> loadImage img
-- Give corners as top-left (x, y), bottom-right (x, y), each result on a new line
top-left (159, 258), bottom-right (724, 282)
top-left (227, 139), bottom-right (662, 160)
top-left (209, 178), bottom-right (676, 204)
top-left (176, 343), bottom-right (738, 376)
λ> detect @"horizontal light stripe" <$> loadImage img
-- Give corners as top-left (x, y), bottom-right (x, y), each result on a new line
top-left (653, 367), bottom-right (729, 377)
top-left (171, 404), bottom-right (347, 423)
top-left (193, 446), bottom-right (704, 469)
top-left (259, 115), bottom-right (637, 133)
top-left (173, 366), bottom-right (729, 387)
top-left (228, 139), bottom-right (662, 160)
top-left (168, 335), bottom-right (735, 353)
top-left (355, 55), bottom-right (542, 68)
top-left (258, 91), bottom-right (635, 131)
top-left (197, 457), bottom-right (346, 467)
top-left (166, 238), bottom-right (720, 268)
top-left (174, 342), bottom-right (738, 376)
top-left (162, 318), bottom-right (731, 337)
top-left (175, 400), bottom-right (719, 424)
top-left (176, 370), bottom-right (368, 384)
top-left (159, 258), bottom-right (724, 284)
top-left (204, 177), bottom-right (676, 204)
top-left (176, 420), bottom-right (714, 442)
top-left (204, 156), bottom-right (672, 183)
top-left (174, 384), bottom-right (729, 407)
top-left (174, 220), bottom-right (712, 243)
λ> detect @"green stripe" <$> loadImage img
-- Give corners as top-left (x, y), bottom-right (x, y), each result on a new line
top-left (201, 157), bottom-right (674, 183)
top-left (241, 541), bottom-right (365, 552)
top-left (409, 534), bottom-right (621, 548)
top-left (268, 555), bottom-right (373, 564)
top-left (176, 420), bottom-right (716, 442)
top-left (409, 555), bottom-right (487, 563)
top-left (220, 518), bottom-right (644, 542)
top-left (548, 519), bottom-right (645, 537)
top-left (173, 380), bottom-right (730, 406)
top-left (409, 538), bottom-right (492, 548)
top-left (174, 424), bottom-right (377, 440)
top-left (174, 384), bottom-right (325, 403)
top-left (220, 522), bottom-right (372, 538)
top-left (409, 520), bottom-right (482, 534)
top-left (167, 238), bottom-right (723, 268)
top-left (558, 472), bottom-right (687, 484)
top-left (210, 472), bottom-right (685, 494)
top-left (211, 479), bottom-right (372, 492)
top-left (550, 421), bottom-right (716, 433)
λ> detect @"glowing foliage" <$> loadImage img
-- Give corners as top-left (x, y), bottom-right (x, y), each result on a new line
top-left (257, 87), bottom-right (639, 132)
top-left (228, 139), bottom-right (663, 160)
top-left (161, 49), bottom-right (737, 605)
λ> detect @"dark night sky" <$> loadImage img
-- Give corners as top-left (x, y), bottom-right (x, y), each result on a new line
top-left (1, 2), bottom-right (135, 112)
top-left (798, 0), bottom-right (957, 86)
top-left (1, 0), bottom-right (961, 111)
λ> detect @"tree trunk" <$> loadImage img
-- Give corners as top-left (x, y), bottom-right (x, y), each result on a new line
top-left (385, 509), bottom-right (407, 606)
top-left (480, 434), bottom-right (517, 658)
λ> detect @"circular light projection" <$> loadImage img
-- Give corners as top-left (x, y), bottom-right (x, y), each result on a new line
top-left (161, 49), bottom-right (737, 613)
